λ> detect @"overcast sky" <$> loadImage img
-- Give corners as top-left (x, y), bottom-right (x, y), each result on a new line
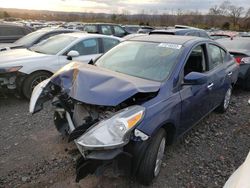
top-left (0, 0), bottom-right (249, 14)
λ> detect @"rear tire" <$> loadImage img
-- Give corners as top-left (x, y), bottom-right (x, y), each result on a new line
top-left (22, 71), bottom-right (51, 99)
top-left (243, 76), bottom-right (250, 91)
top-left (216, 86), bottom-right (232, 113)
top-left (136, 128), bottom-right (166, 185)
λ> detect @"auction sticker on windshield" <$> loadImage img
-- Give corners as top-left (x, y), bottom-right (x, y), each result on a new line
top-left (158, 43), bottom-right (182, 49)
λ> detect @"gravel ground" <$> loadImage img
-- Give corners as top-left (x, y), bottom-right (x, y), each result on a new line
top-left (0, 88), bottom-right (249, 188)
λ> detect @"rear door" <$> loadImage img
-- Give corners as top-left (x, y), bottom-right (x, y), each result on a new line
top-left (206, 44), bottom-right (231, 109)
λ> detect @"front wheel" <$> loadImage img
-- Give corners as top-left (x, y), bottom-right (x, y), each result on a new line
top-left (136, 128), bottom-right (166, 185)
top-left (216, 86), bottom-right (232, 113)
top-left (22, 71), bottom-right (51, 99)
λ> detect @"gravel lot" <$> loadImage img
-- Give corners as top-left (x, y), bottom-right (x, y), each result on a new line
top-left (0, 88), bottom-right (249, 188)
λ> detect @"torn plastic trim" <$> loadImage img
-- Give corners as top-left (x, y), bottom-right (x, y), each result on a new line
top-left (134, 129), bottom-right (149, 141)
top-left (29, 78), bottom-right (51, 114)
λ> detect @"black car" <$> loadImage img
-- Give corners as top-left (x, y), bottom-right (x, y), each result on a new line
top-left (83, 23), bottom-right (129, 37)
top-left (0, 28), bottom-right (77, 51)
top-left (149, 28), bottom-right (211, 39)
top-left (0, 22), bottom-right (33, 43)
top-left (218, 37), bottom-right (250, 90)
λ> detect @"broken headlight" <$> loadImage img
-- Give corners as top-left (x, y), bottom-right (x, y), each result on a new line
top-left (76, 105), bottom-right (145, 150)
top-left (0, 66), bottom-right (23, 74)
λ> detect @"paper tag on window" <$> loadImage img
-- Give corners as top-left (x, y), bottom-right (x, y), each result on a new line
top-left (158, 43), bottom-right (182, 49)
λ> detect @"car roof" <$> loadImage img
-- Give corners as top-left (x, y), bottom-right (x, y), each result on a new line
top-left (127, 34), bottom-right (204, 45)
top-left (37, 27), bottom-right (78, 33)
top-left (152, 28), bottom-right (203, 34)
top-left (217, 37), bottom-right (250, 42)
top-left (0, 22), bottom-right (26, 28)
top-left (84, 23), bottom-right (121, 26)
top-left (60, 32), bottom-right (122, 40)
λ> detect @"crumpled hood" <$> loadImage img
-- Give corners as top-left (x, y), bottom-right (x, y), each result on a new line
top-left (50, 62), bottom-right (161, 106)
top-left (0, 49), bottom-right (48, 66)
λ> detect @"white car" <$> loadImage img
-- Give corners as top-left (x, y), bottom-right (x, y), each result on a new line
top-left (224, 151), bottom-right (250, 188)
top-left (0, 33), bottom-right (122, 98)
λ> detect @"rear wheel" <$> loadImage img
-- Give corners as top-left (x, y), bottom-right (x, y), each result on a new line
top-left (136, 128), bottom-right (166, 185)
top-left (216, 86), bottom-right (232, 113)
top-left (22, 71), bottom-right (51, 99)
top-left (243, 76), bottom-right (250, 91)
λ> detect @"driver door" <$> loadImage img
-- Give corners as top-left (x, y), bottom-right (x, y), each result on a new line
top-left (58, 38), bottom-right (102, 67)
top-left (178, 44), bottom-right (211, 134)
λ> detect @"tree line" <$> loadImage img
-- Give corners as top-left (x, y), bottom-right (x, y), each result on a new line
top-left (0, 1), bottom-right (250, 31)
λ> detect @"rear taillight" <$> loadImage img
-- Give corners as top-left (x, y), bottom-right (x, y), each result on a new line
top-left (235, 57), bottom-right (242, 64)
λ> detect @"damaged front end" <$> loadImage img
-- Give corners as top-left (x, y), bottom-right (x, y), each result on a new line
top-left (29, 62), bottom-right (159, 182)
top-left (0, 66), bottom-right (26, 95)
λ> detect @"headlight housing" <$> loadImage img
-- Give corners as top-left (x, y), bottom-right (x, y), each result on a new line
top-left (76, 105), bottom-right (145, 150)
top-left (0, 66), bottom-right (23, 74)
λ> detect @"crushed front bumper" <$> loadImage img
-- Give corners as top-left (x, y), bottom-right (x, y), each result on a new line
top-left (57, 110), bottom-right (149, 182)
top-left (0, 72), bottom-right (26, 93)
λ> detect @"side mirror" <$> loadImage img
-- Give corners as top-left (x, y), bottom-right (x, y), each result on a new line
top-left (183, 72), bottom-right (208, 85)
top-left (67, 50), bottom-right (79, 60)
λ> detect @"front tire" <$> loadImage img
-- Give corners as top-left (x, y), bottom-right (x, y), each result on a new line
top-left (136, 128), bottom-right (166, 185)
top-left (22, 71), bottom-right (51, 99)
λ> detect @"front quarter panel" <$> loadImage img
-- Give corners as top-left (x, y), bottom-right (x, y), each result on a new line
top-left (136, 82), bottom-right (181, 138)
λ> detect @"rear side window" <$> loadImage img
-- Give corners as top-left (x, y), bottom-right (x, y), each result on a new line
top-left (200, 31), bottom-right (209, 38)
top-left (113, 26), bottom-right (126, 36)
top-left (100, 25), bottom-right (112, 35)
top-left (102, 38), bottom-right (120, 52)
top-left (0, 26), bottom-right (24, 36)
top-left (84, 25), bottom-right (98, 33)
top-left (186, 31), bottom-right (199, 37)
top-left (208, 44), bottom-right (224, 70)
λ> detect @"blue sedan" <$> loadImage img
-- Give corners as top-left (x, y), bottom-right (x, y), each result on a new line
top-left (30, 35), bottom-right (239, 185)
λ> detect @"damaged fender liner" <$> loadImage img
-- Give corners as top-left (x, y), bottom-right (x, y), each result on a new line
top-left (76, 149), bottom-right (132, 182)
top-left (50, 62), bottom-right (161, 106)
top-left (75, 139), bottom-right (152, 182)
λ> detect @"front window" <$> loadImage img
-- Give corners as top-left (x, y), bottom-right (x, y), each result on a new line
top-left (30, 35), bottom-right (76, 55)
top-left (68, 38), bottom-right (99, 55)
top-left (96, 41), bottom-right (181, 82)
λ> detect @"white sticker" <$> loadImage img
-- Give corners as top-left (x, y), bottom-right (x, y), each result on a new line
top-left (158, 43), bottom-right (182, 49)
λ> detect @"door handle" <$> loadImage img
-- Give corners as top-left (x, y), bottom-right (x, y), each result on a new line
top-left (228, 72), bottom-right (232, 76)
top-left (207, 83), bottom-right (214, 90)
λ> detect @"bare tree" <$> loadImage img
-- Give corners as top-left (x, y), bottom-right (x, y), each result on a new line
top-left (209, 5), bottom-right (221, 15)
top-left (228, 5), bottom-right (244, 27)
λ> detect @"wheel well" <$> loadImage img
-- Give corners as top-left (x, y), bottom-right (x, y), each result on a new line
top-left (29, 70), bottom-right (53, 76)
top-left (161, 123), bottom-right (176, 145)
top-left (20, 70), bottom-right (53, 91)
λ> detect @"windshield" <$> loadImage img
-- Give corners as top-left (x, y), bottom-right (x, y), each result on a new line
top-left (14, 30), bottom-right (47, 45)
top-left (218, 39), bottom-right (250, 51)
top-left (96, 41), bottom-right (181, 81)
top-left (30, 35), bottom-right (76, 55)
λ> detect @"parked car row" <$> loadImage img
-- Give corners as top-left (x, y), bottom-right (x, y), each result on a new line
top-left (0, 32), bottom-right (122, 98)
